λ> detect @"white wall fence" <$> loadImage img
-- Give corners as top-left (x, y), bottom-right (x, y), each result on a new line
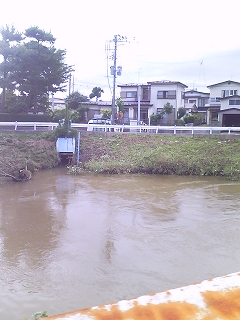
top-left (0, 121), bottom-right (240, 135)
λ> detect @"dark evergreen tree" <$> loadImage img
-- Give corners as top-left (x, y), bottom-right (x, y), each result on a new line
top-left (13, 27), bottom-right (73, 113)
top-left (0, 25), bottom-right (22, 111)
top-left (89, 87), bottom-right (104, 101)
top-left (0, 26), bottom-right (73, 114)
top-left (65, 91), bottom-right (88, 109)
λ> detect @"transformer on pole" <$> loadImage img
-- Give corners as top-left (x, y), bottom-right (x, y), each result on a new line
top-left (110, 35), bottom-right (127, 124)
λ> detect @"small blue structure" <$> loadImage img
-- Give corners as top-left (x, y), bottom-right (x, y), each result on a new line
top-left (56, 138), bottom-right (76, 154)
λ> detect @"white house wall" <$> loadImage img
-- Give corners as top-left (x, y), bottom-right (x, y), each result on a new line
top-left (150, 84), bottom-right (184, 117)
top-left (209, 83), bottom-right (240, 98)
top-left (150, 85), bottom-right (176, 108)
top-left (120, 86), bottom-right (138, 101)
top-left (220, 99), bottom-right (231, 110)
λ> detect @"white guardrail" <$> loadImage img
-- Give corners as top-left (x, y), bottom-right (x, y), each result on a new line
top-left (0, 121), bottom-right (240, 135)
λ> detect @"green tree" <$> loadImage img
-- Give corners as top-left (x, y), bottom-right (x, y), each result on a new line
top-left (177, 107), bottom-right (186, 119)
top-left (3, 26), bottom-right (73, 114)
top-left (1, 89), bottom-right (27, 114)
top-left (184, 115), bottom-right (195, 124)
top-left (70, 106), bottom-right (89, 123)
top-left (184, 113), bottom-right (204, 125)
top-left (150, 103), bottom-right (173, 125)
top-left (65, 91), bottom-right (88, 109)
top-left (100, 109), bottom-right (111, 119)
top-left (65, 91), bottom-right (89, 123)
top-left (150, 112), bottom-right (162, 125)
top-left (161, 102), bottom-right (173, 116)
top-left (89, 87), bottom-right (104, 101)
top-left (51, 109), bottom-right (68, 122)
top-left (116, 97), bottom-right (124, 112)
top-left (0, 25), bottom-right (22, 111)
top-left (115, 98), bottom-right (124, 123)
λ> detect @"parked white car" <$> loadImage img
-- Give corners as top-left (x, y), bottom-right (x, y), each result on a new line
top-left (87, 118), bottom-right (111, 131)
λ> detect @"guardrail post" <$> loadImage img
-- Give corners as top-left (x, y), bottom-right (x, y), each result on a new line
top-left (228, 127), bottom-right (231, 134)
top-left (15, 121), bottom-right (17, 130)
top-left (174, 125), bottom-right (176, 135)
top-left (210, 127), bottom-right (212, 134)
top-left (34, 123), bottom-right (36, 130)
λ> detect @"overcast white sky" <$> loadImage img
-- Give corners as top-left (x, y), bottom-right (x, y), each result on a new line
top-left (1, 0), bottom-right (240, 100)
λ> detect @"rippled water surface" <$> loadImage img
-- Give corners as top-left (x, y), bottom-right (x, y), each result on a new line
top-left (0, 168), bottom-right (240, 319)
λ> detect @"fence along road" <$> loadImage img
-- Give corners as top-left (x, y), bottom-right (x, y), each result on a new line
top-left (1, 121), bottom-right (240, 135)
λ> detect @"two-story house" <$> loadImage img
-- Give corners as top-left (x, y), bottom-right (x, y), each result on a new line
top-left (206, 80), bottom-right (240, 126)
top-left (118, 80), bottom-right (187, 124)
top-left (184, 90), bottom-right (210, 111)
top-left (119, 83), bottom-right (152, 123)
top-left (183, 90), bottom-right (210, 122)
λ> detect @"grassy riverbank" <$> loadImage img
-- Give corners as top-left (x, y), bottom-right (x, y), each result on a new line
top-left (80, 133), bottom-right (240, 180)
top-left (1, 132), bottom-right (240, 181)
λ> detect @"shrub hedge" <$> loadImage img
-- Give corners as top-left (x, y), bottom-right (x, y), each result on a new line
top-left (0, 113), bottom-right (52, 122)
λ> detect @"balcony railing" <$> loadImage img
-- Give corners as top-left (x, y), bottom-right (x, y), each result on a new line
top-left (207, 98), bottom-right (221, 103)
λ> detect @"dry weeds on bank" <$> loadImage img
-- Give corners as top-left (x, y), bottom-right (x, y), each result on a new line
top-left (0, 133), bottom-right (60, 181)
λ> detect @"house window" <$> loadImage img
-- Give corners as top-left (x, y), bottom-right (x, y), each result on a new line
top-left (140, 108), bottom-right (148, 122)
top-left (126, 91), bottom-right (137, 98)
top-left (199, 98), bottom-right (208, 107)
top-left (229, 99), bottom-right (240, 105)
top-left (210, 97), bottom-right (221, 102)
top-left (157, 90), bottom-right (176, 99)
top-left (142, 87), bottom-right (150, 100)
top-left (189, 99), bottom-right (197, 104)
top-left (222, 90), bottom-right (237, 98)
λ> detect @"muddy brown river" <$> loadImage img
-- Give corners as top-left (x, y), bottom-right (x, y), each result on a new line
top-left (0, 168), bottom-right (240, 319)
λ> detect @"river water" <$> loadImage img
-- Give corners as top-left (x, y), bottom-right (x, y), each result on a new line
top-left (0, 168), bottom-right (240, 320)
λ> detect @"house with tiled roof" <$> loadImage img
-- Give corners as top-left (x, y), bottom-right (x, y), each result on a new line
top-left (81, 100), bottom-right (112, 120)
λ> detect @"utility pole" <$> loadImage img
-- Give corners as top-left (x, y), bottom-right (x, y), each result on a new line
top-left (112, 35), bottom-right (117, 124)
top-left (110, 35), bottom-right (127, 124)
top-left (69, 73), bottom-right (72, 96)
top-left (137, 85), bottom-right (141, 124)
top-left (72, 75), bottom-right (75, 93)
